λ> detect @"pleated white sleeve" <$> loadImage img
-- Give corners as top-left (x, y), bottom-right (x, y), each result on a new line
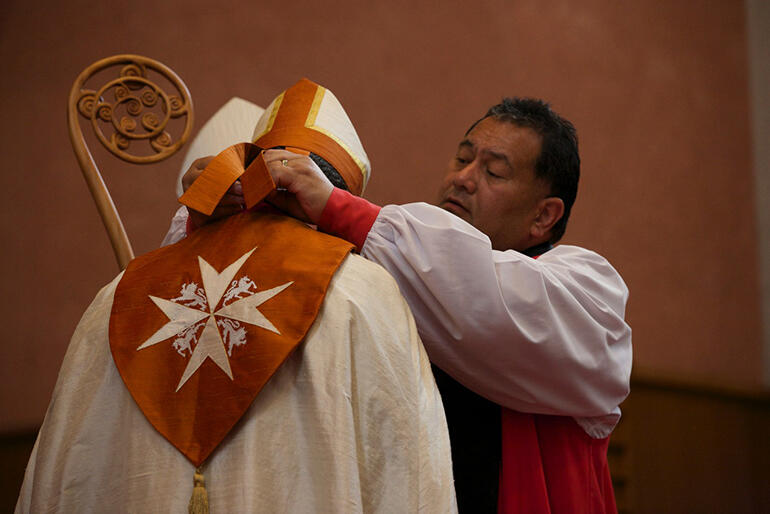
top-left (362, 203), bottom-right (632, 436)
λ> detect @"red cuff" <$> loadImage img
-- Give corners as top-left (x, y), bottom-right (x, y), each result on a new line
top-left (317, 188), bottom-right (381, 251)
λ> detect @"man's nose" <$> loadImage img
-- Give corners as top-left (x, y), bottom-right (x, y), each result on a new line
top-left (452, 162), bottom-right (478, 193)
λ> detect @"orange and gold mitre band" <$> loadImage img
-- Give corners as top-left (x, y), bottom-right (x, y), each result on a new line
top-left (252, 78), bottom-right (370, 196)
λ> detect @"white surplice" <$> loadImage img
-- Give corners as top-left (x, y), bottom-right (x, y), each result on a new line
top-left (17, 254), bottom-right (456, 513)
top-left (361, 203), bottom-right (632, 438)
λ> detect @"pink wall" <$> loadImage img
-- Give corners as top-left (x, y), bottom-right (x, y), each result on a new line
top-left (0, 0), bottom-right (761, 432)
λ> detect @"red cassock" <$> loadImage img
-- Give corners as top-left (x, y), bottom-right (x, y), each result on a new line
top-left (499, 409), bottom-right (616, 514)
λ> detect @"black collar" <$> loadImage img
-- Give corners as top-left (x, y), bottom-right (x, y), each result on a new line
top-left (521, 241), bottom-right (553, 258)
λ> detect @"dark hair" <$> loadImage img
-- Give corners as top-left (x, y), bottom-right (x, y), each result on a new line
top-left (309, 152), bottom-right (349, 191)
top-left (467, 98), bottom-right (579, 244)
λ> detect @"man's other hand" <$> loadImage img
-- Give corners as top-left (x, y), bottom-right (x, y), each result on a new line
top-left (182, 156), bottom-right (245, 228)
top-left (263, 149), bottom-right (334, 224)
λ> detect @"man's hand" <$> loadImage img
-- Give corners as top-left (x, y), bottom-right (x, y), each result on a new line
top-left (262, 149), bottom-right (334, 224)
top-left (182, 156), bottom-right (245, 228)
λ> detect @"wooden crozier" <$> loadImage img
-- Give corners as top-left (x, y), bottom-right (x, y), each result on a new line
top-left (68, 54), bottom-right (194, 269)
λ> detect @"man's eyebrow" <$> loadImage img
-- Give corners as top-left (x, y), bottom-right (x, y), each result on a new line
top-left (458, 139), bottom-right (512, 169)
top-left (485, 149), bottom-right (512, 169)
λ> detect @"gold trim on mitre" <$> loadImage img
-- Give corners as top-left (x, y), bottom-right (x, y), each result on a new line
top-left (306, 86), bottom-right (325, 127)
top-left (252, 93), bottom-right (284, 142)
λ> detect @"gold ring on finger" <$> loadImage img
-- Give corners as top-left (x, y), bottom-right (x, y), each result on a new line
top-left (281, 159), bottom-right (289, 167)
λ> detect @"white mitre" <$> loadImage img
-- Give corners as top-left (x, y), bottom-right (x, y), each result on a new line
top-left (175, 97), bottom-right (264, 197)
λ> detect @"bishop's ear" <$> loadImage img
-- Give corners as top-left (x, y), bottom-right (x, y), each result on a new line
top-left (531, 197), bottom-right (565, 240)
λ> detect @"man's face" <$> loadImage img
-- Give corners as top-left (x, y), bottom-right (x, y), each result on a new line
top-left (437, 117), bottom-right (550, 252)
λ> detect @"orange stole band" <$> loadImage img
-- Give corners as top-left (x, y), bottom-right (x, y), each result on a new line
top-left (179, 143), bottom-right (270, 216)
top-left (240, 147), bottom-right (310, 209)
top-left (109, 211), bottom-right (353, 466)
top-left (179, 144), bottom-right (317, 215)
top-left (239, 152), bottom-right (273, 210)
